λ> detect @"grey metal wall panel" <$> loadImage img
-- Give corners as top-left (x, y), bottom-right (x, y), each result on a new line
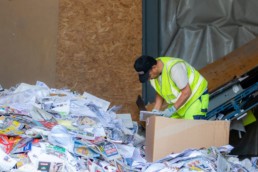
top-left (143, 0), bottom-right (258, 104)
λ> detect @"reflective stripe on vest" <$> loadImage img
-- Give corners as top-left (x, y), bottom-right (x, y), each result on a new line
top-left (150, 57), bottom-right (208, 116)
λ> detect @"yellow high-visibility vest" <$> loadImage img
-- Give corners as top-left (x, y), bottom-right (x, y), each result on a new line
top-left (150, 57), bottom-right (208, 117)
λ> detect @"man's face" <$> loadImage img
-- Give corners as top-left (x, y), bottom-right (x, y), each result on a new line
top-left (149, 65), bottom-right (160, 80)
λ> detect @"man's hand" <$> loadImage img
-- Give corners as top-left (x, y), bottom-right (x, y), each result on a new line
top-left (162, 106), bottom-right (176, 118)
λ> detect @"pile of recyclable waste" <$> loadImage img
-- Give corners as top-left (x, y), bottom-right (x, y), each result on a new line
top-left (0, 82), bottom-right (257, 172)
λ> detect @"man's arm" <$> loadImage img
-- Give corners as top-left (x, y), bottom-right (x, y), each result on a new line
top-left (173, 83), bottom-right (191, 110)
top-left (153, 93), bottom-right (164, 110)
top-left (170, 63), bottom-right (191, 110)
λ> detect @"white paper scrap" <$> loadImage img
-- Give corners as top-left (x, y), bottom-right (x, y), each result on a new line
top-left (83, 92), bottom-right (110, 111)
top-left (0, 148), bottom-right (17, 171)
top-left (116, 113), bottom-right (134, 128)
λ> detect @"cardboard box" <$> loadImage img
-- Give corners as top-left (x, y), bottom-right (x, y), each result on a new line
top-left (145, 116), bottom-right (230, 162)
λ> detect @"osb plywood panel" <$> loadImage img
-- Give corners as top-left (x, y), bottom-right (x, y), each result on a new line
top-left (57, 0), bottom-right (142, 121)
top-left (200, 37), bottom-right (258, 92)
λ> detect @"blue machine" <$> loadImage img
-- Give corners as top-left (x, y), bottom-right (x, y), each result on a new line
top-left (206, 66), bottom-right (258, 120)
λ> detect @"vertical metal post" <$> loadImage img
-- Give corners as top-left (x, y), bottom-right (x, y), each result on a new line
top-left (142, 0), bottom-right (160, 104)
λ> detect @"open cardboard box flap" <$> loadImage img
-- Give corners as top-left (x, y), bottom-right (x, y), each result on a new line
top-left (145, 116), bottom-right (230, 162)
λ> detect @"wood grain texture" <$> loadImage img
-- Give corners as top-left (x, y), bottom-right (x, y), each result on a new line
top-left (200, 37), bottom-right (258, 92)
top-left (56, 0), bottom-right (142, 121)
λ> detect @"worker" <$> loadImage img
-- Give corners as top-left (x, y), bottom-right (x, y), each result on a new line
top-left (134, 55), bottom-right (209, 120)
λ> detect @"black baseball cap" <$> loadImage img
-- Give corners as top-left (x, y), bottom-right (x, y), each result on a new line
top-left (134, 55), bottom-right (157, 83)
